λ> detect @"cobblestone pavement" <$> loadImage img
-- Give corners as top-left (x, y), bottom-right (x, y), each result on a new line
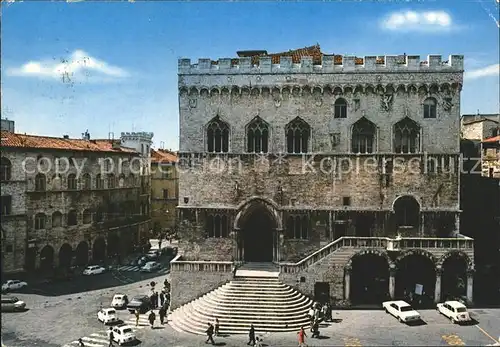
top-left (2, 271), bottom-right (500, 347)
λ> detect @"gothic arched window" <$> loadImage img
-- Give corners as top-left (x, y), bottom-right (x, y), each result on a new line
top-left (351, 117), bottom-right (376, 153)
top-left (286, 117), bottom-right (310, 154)
top-left (334, 98), bottom-right (348, 119)
top-left (394, 117), bottom-right (420, 154)
top-left (393, 196), bottom-right (420, 227)
top-left (206, 117), bottom-right (230, 153)
top-left (246, 116), bottom-right (269, 153)
top-left (423, 97), bottom-right (437, 119)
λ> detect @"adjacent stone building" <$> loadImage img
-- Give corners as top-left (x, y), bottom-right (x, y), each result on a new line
top-left (461, 114), bottom-right (500, 178)
top-left (170, 45), bottom-right (475, 310)
top-left (150, 148), bottom-right (179, 235)
top-left (0, 126), bottom-right (153, 275)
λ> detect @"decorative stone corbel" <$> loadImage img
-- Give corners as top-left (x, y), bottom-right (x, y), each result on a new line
top-left (315, 96), bottom-right (323, 107)
top-left (189, 99), bottom-right (197, 108)
top-left (274, 95), bottom-right (282, 108)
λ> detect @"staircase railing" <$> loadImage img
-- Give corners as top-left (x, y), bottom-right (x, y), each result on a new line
top-left (170, 255), bottom-right (233, 273)
top-left (279, 236), bottom-right (474, 274)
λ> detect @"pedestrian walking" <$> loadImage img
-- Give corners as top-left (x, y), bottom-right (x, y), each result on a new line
top-left (311, 320), bottom-right (320, 338)
top-left (298, 326), bottom-right (307, 347)
top-left (154, 291), bottom-right (159, 309)
top-left (108, 327), bottom-right (114, 347)
top-left (159, 291), bottom-right (165, 307)
top-left (159, 305), bottom-right (166, 324)
top-left (78, 338), bottom-right (85, 346)
top-left (135, 310), bottom-right (140, 327)
top-left (247, 324), bottom-right (256, 346)
top-left (214, 318), bottom-right (220, 336)
top-left (148, 310), bottom-right (156, 329)
top-left (205, 323), bottom-right (215, 344)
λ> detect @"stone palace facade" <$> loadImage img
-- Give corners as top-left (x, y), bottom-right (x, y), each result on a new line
top-left (170, 45), bottom-right (475, 309)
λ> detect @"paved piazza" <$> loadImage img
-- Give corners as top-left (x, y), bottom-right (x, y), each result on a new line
top-left (2, 269), bottom-right (499, 347)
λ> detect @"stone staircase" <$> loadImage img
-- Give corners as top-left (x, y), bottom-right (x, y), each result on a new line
top-left (168, 263), bottom-right (313, 335)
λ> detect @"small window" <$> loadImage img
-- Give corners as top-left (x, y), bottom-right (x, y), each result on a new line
top-left (107, 174), bottom-right (115, 189)
top-left (82, 173), bottom-right (91, 190)
top-left (67, 210), bottom-right (78, 226)
top-left (35, 173), bottom-right (46, 191)
top-left (423, 98), bottom-right (437, 118)
top-left (6, 245), bottom-right (13, 253)
top-left (1, 195), bottom-right (12, 215)
top-left (163, 189), bottom-right (169, 199)
top-left (0, 157), bottom-right (12, 181)
top-left (34, 213), bottom-right (46, 230)
top-left (342, 197), bottom-right (351, 206)
top-left (67, 174), bottom-right (77, 190)
top-left (334, 98), bottom-right (348, 119)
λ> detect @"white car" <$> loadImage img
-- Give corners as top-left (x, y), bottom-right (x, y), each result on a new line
top-left (437, 300), bottom-right (471, 323)
top-left (1, 280), bottom-right (28, 292)
top-left (382, 300), bottom-right (421, 323)
top-left (108, 324), bottom-right (137, 345)
top-left (111, 294), bottom-right (129, 309)
top-left (97, 308), bottom-right (118, 324)
top-left (82, 265), bottom-right (106, 275)
top-left (140, 261), bottom-right (162, 273)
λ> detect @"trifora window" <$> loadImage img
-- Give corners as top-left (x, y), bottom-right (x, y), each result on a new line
top-left (286, 117), bottom-right (311, 154)
top-left (206, 116), bottom-right (230, 153)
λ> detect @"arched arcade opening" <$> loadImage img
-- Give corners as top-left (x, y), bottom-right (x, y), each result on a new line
top-left (75, 241), bottom-right (89, 267)
top-left (39, 245), bottom-right (54, 272)
top-left (92, 237), bottom-right (106, 264)
top-left (350, 252), bottom-right (390, 304)
top-left (107, 233), bottom-right (120, 259)
top-left (58, 243), bottom-right (73, 269)
top-left (396, 252), bottom-right (436, 306)
top-left (441, 252), bottom-right (468, 301)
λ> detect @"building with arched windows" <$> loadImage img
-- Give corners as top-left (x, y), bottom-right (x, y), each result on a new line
top-left (170, 45), bottom-right (475, 320)
top-left (0, 125), bottom-right (152, 274)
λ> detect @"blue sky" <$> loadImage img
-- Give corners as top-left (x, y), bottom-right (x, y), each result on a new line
top-left (2, 1), bottom-right (499, 150)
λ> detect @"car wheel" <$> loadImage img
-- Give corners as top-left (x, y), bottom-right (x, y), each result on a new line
top-left (398, 317), bottom-right (403, 323)
top-left (385, 308), bottom-right (389, 313)
top-left (450, 317), bottom-right (455, 324)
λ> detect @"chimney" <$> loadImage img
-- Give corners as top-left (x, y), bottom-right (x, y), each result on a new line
top-left (63, 135), bottom-right (69, 139)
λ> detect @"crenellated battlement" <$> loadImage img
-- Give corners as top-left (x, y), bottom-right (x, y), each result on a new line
top-left (178, 54), bottom-right (464, 74)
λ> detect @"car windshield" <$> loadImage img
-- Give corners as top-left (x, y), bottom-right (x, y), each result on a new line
top-left (400, 305), bottom-right (413, 312)
top-left (123, 328), bottom-right (132, 334)
top-left (114, 295), bottom-right (123, 299)
top-left (457, 307), bottom-right (467, 313)
top-left (108, 309), bottom-right (116, 314)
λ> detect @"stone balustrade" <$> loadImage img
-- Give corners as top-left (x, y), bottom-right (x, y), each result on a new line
top-left (279, 236), bottom-right (474, 274)
top-left (170, 255), bottom-right (234, 272)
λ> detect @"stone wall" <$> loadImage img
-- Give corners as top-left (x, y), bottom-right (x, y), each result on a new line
top-left (170, 269), bottom-right (233, 310)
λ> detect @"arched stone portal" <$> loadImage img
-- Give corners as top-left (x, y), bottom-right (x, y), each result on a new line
top-left (75, 241), bottom-right (89, 266)
top-left (441, 252), bottom-right (468, 300)
top-left (235, 198), bottom-right (281, 263)
top-left (107, 233), bottom-right (120, 258)
top-left (58, 243), bottom-right (73, 269)
top-left (25, 247), bottom-right (36, 271)
top-left (349, 251), bottom-right (390, 304)
top-left (92, 237), bottom-right (106, 263)
top-left (39, 245), bottom-right (54, 272)
top-left (395, 251), bottom-right (436, 305)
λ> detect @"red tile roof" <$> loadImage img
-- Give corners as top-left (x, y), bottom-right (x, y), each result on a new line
top-left (0, 131), bottom-right (137, 153)
top-left (151, 148), bottom-right (178, 164)
top-left (266, 44), bottom-right (324, 65)
top-left (482, 135), bottom-right (500, 144)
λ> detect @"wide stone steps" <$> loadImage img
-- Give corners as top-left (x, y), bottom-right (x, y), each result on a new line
top-left (169, 275), bottom-right (312, 335)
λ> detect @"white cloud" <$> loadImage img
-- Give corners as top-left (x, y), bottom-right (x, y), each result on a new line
top-left (6, 50), bottom-right (129, 83)
top-left (381, 10), bottom-right (453, 31)
top-left (465, 64), bottom-right (500, 79)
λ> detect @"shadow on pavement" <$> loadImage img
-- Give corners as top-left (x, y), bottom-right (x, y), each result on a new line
top-left (315, 335), bottom-right (331, 340)
top-left (407, 320), bottom-right (427, 326)
top-left (459, 318), bottom-right (479, 326)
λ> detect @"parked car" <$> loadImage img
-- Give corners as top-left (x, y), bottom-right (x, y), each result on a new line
top-left (1, 295), bottom-right (26, 312)
top-left (1, 280), bottom-right (28, 292)
top-left (382, 300), bottom-right (421, 323)
top-left (97, 307), bottom-right (118, 324)
top-left (108, 323), bottom-right (137, 345)
top-left (111, 294), bottom-right (129, 309)
top-left (127, 295), bottom-right (151, 314)
top-left (83, 265), bottom-right (106, 275)
top-left (145, 251), bottom-right (159, 261)
top-left (140, 261), bottom-right (162, 273)
top-left (437, 300), bottom-right (471, 323)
